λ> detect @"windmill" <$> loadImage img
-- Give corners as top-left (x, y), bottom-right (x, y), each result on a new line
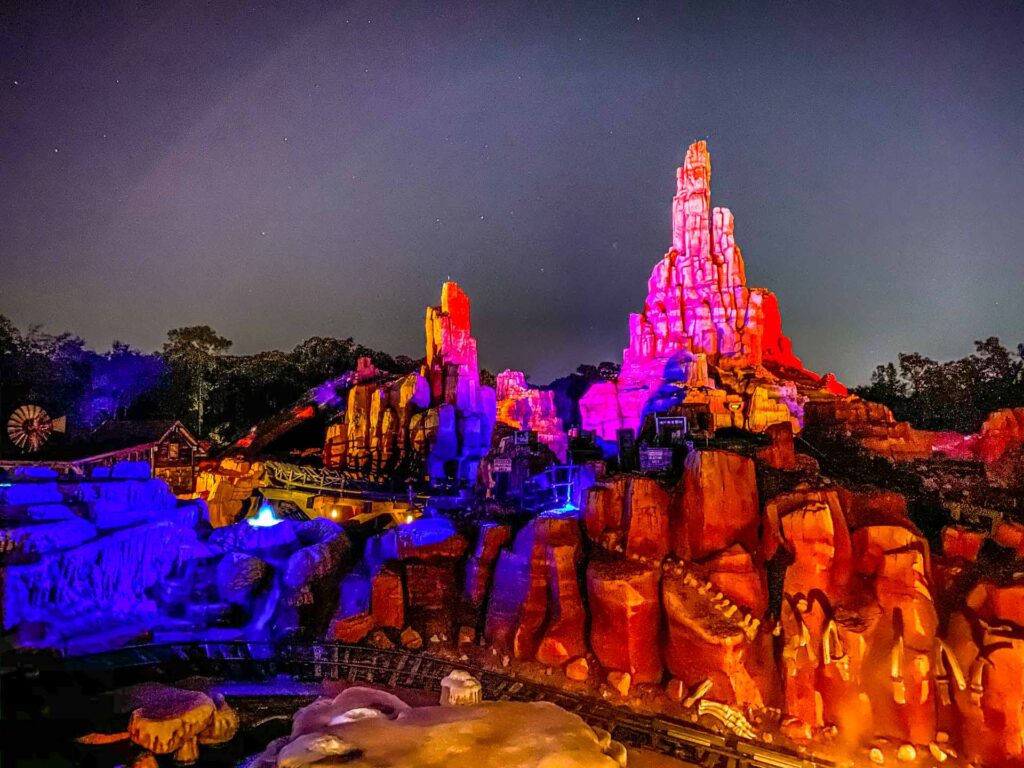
top-left (6, 404), bottom-right (66, 453)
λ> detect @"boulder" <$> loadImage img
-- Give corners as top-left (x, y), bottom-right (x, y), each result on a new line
top-left (535, 543), bottom-right (587, 666)
top-left (566, 657), bottom-right (590, 682)
top-left (384, 517), bottom-right (468, 562)
top-left (673, 450), bottom-right (759, 561)
top-left (941, 526), bottom-right (985, 562)
top-left (661, 565), bottom-right (774, 708)
top-left (327, 613), bottom-right (375, 643)
top-left (484, 514), bottom-right (582, 660)
top-left (256, 699), bottom-right (628, 768)
top-left (463, 523), bottom-right (511, 609)
top-left (694, 544), bottom-right (768, 617)
top-left (586, 554), bottom-right (662, 683)
top-left (370, 566), bottom-right (404, 629)
top-left (126, 686), bottom-right (217, 764)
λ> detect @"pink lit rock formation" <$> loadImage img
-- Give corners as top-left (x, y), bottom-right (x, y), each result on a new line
top-left (495, 370), bottom-right (569, 461)
top-left (580, 140), bottom-right (845, 443)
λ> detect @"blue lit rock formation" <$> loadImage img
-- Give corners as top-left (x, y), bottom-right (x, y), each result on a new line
top-left (1, 473), bottom-right (207, 649)
top-left (0, 465), bottom-right (350, 649)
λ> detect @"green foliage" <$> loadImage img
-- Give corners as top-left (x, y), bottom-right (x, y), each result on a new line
top-left (854, 337), bottom-right (1024, 433)
top-left (0, 316), bottom-right (92, 420)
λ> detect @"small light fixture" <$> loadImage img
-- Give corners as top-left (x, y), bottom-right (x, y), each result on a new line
top-left (248, 504), bottom-right (281, 528)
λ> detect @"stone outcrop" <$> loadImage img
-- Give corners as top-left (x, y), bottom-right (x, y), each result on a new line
top-left (124, 685), bottom-right (238, 764)
top-left (323, 282), bottom-right (496, 486)
top-left (324, 368), bottom-right (430, 476)
top-left (761, 485), bottom-right (947, 747)
top-left (947, 581), bottom-right (1024, 767)
top-left (0, 474), bottom-right (208, 648)
top-left (674, 449), bottom-right (759, 560)
top-left (661, 560), bottom-right (774, 707)
top-left (252, 688), bottom-right (628, 768)
top-left (806, 397), bottom-right (1024, 492)
top-left (586, 554), bottom-right (663, 683)
top-left (584, 475), bottom-right (671, 559)
top-left (193, 456), bottom-right (263, 528)
top-left (484, 513), bottom-right (586, 664)
top-left (580, 140), bottom-right (845, 444)
top-left (463, 522), bottom-right (512, 609)
top-left (495, 370), bottom-right (569, 461)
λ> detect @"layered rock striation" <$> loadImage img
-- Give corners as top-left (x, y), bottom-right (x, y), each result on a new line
top-left (323, 281), bottom-right (496, 486)
top-left (581, 141), bottom-right (845, 443)
top-left (495, 370), bottom-right (568, 461)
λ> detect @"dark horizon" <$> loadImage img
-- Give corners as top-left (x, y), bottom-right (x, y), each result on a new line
top-left (3, 0), bottom-right (1023, 386)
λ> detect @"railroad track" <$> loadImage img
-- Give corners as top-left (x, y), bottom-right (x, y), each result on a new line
top-left (35, 641), bottom-right (835, 768)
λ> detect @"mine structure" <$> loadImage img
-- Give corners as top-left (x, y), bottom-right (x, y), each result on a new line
top-left (3, 139), bottom-right (1024, 768)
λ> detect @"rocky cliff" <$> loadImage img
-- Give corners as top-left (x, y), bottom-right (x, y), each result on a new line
top-left (318, 435), bottom-right (1024, 766)
top-left (495, 370), bottom-right (568, 461)
top-left (580, 140), bottom-right (846, 444)
top-left (323, 281), bottom-right (496, 486)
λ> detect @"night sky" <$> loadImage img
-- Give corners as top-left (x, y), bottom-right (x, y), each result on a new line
top-left (3, 1), bottom-right (1023, 385)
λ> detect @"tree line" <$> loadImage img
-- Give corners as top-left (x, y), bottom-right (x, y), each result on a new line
top-left (852, 337), bottom-right (1024, 433)
top-left (0, 315), bottom-right (420, 449)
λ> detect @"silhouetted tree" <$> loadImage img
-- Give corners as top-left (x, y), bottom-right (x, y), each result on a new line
top-left (162, 326), bottom-right (232, 435)
top-left (855, 337), bottom-right (1024, 433)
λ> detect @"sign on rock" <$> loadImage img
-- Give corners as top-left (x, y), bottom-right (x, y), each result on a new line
top-left (639, 446), bottom-right (674, 472)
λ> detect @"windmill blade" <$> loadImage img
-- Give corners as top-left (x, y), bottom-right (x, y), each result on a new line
top-left (51, 415), bottom-right (67, 434)
top-left (7, 404), bottom-right (55, 453)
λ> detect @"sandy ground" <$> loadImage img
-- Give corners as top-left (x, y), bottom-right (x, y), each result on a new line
top-left (205, 678), bottom-right (696, 767)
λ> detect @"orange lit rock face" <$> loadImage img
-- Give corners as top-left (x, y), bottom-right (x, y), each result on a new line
top-left (586, 554), bottom-right (663, 683)
top-left (762, 485), bottom-right (946, 747)
top-left (580, 140), bottom-right (843, 442)
top-left (674, 450), bottom-right (759, 561)
top-left (320, 431), bottom-right (1024, 765)
top-left (484, 514), bottom-right (585, 664)
top-left (370, 567), bottom-right (404, 629)
top-left (583, 475), bottom-right (671, 560)
top-left (194, 458), bottom-right (264, 528)
top-left (324, 370), bottom-right (431, 474)
top-left (694, 544), bottom-right (768, 617)
top-left (661, 563), bottom-right (774, 707)
top-left (494, 370), bottom-right (568, 461)
top-left (947, 583), bottom-right (1024, 767)
top-left (941, 526), bottom-right (985, 564)
top-left (322, 282), bottom-right (495, 486)
top-left (577, 451), bottom-right (774, 700)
